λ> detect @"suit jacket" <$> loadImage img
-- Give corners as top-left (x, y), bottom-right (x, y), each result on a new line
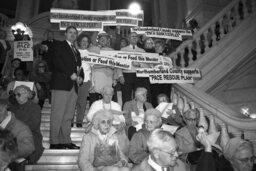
top-left (50, 40), bottom-right (84, 92)
top-left (132, 156), bottom-right (186, 171)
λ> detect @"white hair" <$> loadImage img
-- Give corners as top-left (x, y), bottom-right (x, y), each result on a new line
top-left (147, 129), bottom-right (175, 152)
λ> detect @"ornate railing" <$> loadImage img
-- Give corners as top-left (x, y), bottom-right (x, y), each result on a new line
top-left (170, 0), bottom-right (256, 67)
top-left (171, 84), bottom-right (256, 138)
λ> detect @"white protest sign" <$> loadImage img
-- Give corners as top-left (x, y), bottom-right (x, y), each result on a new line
top-left (149, 74), bottom-right (194, 84)
top-left (80, 51), bottom-right (132, 70)
top-left (156, 102), bottom-right (173, 119)
top-left (14, 81), bottom-right (34, 91)
top-left (50, 8), bottom-right (116, 23)
top-left (13, 41), bottom-right (33, 61)
top-left (131, 27), bottom-right (192, 41)
top-left (101, 50), bottom-right (160, 64)
top-left (60, 21), bottom-right (103, 31)
top-left (136, 68), bottom-right (201, 84)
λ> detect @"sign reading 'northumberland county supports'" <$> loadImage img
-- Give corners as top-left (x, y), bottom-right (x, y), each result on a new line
top-left (131, 27), bottom-right (192, 41)
top-left (136, 68), bottom-right (201, 84)
top-left (101, 50), bottom-right (161, 64)
top-left (13, 41), bottom-right (33, 62)
top-left (80, 50), bottom-right (132, 70)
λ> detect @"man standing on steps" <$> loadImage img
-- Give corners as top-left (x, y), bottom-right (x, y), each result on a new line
top-left (49, 26), bottom-right (83, 149)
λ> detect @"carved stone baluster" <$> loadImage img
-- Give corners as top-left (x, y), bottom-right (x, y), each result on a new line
top-left (241, 0), bottom-right (249, 17)
top-left (235, 1), bottom-right (242, 25)
top-left (187, 44), bottom-right (193, 63)
top-left (195, 37), bottom-right (201, 59)
top-left (203, 31), bottom-right (209, 51)
top-left (179, 49), bottom-right (185, 67)
top-left (189, 101), bottom-right (195, 109)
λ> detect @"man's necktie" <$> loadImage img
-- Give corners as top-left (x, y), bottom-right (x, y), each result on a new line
top-left (71, 44), bottom-right (77, 62)
top-left (133, 45), bottom-right (135, 49)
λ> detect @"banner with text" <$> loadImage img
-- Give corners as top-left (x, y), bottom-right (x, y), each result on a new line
top-left (131, 27), bottom-right (192, 41)
top-left (60, 21), bottom-right (103, 31)
top-left (80, 51), bottom-right (132, 70)
top-left (51, 8), bottom-right (144, 29)
top-left (14, 41), bottom-right (33, 61)
top-left (50, 9), bottom-right (116, 23)
top-left (101, 50), bottom-right (161, 64)
top-left (136, 68), bottom-right (201, 84)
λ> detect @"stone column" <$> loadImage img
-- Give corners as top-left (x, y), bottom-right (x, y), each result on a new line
top-left (91, 0), bottom-right (110, 10)
top-left (15, 0), bottom-right (37, 23)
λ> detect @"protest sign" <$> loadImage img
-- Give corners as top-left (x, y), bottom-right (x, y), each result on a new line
top-left (14, 81), bottom-right (34, 91)
top-left (136, 68), bottom-right (201, 84)
top-left (149, 74), bottom-right (194, 84)
top-left (131, 27), bottom-right (192, 40)
top-left (50, 8), bottom-right (116, 23)
top-left (80, 50), bottom-right (132, 70)
top-left (60, 21), bottom-right (103, 31)
top-left (101, 50), bottom-right (160, 64)
top-left (13, 41), bottom-right (33, 61)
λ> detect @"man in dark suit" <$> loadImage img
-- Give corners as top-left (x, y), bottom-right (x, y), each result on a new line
top-left (49, 26), bottom-right (83, 149)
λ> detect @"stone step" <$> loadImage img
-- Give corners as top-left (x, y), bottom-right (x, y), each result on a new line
top-left (25, 164), bottom-right (79, 171)
top-left (43, 137), bottom-right (82, 149)
top-left (37, 149), bottom-right (79, 164)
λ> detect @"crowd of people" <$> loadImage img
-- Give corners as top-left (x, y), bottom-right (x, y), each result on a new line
top-left (0, 25), bottom-right (255, 171)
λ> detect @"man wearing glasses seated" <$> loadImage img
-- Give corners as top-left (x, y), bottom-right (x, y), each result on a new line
top-left (132, 129), bottom-right (186, 171)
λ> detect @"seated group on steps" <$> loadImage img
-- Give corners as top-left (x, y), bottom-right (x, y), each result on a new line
top-left (0, 86), bottom-right (255, 171)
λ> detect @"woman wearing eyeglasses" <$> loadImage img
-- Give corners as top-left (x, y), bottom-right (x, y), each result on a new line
top-left (222, 138), bottom-right (255, 171)
top-left (128, 109), bottom-right (162, 164)
top-left (28, 60), bottom-right (51, 108)
top-left (78, 109), bottom-right (131, 171)
top-left (175, 109), bottom-right (200, 155)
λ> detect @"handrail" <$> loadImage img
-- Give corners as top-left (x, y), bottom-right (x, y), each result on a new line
top-left (172, 84), bottom-right (256, 132)
top-left (169, 0), bottom-right (256, 67)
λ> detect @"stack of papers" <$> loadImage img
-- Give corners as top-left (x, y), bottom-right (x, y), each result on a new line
top-left (156, 102), bottom-right (173, 118)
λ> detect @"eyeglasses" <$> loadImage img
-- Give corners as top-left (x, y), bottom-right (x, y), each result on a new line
top-left (185, 118), bottom-right (198, 122)
top-left (38, 65), bottom-right (45, 68)
top-left (15, 92), bottom-right (25, 97)
top-left (237, 156), bottom-right (255, 163)
top-left (100, 120), bottom-right (112, 125)
top-left (158, 148), bottom-right (179, 158)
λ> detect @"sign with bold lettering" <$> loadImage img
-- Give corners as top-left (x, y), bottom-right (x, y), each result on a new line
top-left (13, 41), bottom-right (33, 61)
top-left (136, 68), bottom-right (201, 84)
top-left (101, 50), bottom-right (160, 64)
top-left (60, 21), bottom-right (103, 31)
top-left (50, 8), bottom-right (144, 29)
top-left (131, 27), bottom-right (192, 40)
top-left (50, 9), bottom-right (116, 23)
top-left (80, 51), bottom-right (132, 70)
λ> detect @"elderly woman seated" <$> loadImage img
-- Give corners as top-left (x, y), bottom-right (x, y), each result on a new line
top-left (123, 87), bottom-right (153, 140)
top-left (86, 86), bottom-right (129, 156)
top-left (175, 109), bottom-right (201, 155)
top-left (0, 129), bottom-right (18, 171)
top-left (128, 109), bottom-right (162, 164)
top-left (11, 85), bottom-right (44, 164)
top-left (223, 138), bottom-right (255, 171)
top-left (78, 109), bottom-right (131, 171)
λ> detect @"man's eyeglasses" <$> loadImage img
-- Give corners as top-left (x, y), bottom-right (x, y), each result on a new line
top-left (237, 156), bottom-right (255, 163)
top-left (38, 65), bottom-right (45, 68)
top-left (158, 148), bottom-right (179, 158)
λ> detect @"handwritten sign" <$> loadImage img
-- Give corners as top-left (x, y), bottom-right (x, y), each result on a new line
top-left (13, 41), bottom-right (33, 61)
